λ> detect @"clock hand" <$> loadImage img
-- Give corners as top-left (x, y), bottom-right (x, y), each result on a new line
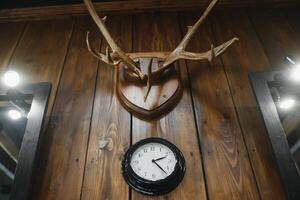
top-left (152, 159), bottom-right (167, 174)
top-left (153, 156), bottom-right (167, 162)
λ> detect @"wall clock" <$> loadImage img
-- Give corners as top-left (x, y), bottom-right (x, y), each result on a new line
top-left (122, 138), bottom-right (185, 196)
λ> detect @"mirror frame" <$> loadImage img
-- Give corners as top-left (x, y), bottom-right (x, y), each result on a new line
top-left (250, 70), bottom-right (300, 200)
top-left (0, 82), bottom-right (51, 200)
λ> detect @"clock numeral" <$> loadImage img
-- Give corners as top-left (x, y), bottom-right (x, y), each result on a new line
top-left (152, 174), bottom-right (156, 178)
top-left (137, 167), bottom-right (141, 171)
top-left (166, 166), bottom-right (170, 170)
top-left (133, 160), bottom-right (139, 164)
top-left (143, 148), bottom-right (147, 153)
top-left (144, 172), bottom-right (147, 176)
top-left (168, 159), bottom-right (173, 163)
top-left (150, 146), bottom-right (155, 151)
top-left (138, 153), bottom-right (143, 157)
top-left (159, 147), bottom-right (162, 152)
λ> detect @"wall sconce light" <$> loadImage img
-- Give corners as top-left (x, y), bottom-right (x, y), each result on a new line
top-left (290, 66), bottom-right (300, 82)
top-left (3, 71), bottom-right (20, 88)
top-left (286, 56), bottom-right (300, 82)
top-left (270, 86), bottom-right (296, 111)
top-left (1, 71), bottom-right (30, 120)
top-left (8, 109), bottom-right (22, 120)
top-left (278, 97), bottom-right (295, 110)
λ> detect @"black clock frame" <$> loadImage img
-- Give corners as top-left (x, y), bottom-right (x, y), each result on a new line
top-left (121, 137), bottom-right (185, 196)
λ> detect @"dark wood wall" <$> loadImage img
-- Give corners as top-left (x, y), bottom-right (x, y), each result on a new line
top-left (0, 5), bottom-right (300, 200)
top-left (0, 0), bottom-right (299, 22)
top-left (0, 0), bottom-right (298, 9)
top-left (0, 0), bottom-right (105, 9)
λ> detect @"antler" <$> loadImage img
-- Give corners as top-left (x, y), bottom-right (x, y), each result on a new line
top-left (84, 0), bottom-right (145, 80)
top-left (155, 0), bottom-right (239, 74)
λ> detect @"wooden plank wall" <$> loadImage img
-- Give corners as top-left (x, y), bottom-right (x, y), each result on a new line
top-left (0, 0), bottom-right (299, 22)
top-left (0, 6), bottom-right (299, 200)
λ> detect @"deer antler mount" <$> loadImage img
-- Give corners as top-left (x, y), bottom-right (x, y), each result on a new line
top-left (84, 0), bottom-right (239, 120)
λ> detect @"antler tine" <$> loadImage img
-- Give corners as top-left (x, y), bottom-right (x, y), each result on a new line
top-left (155, 0), bottom-right (238, 74)
top-left (83, 0), bottom-right (145, 80)
top-left (175, 37), bottom-right (239, 62)
top-left (86, 32), bottom-right (105, 60)
top-left (176, 0), bottom-right (219, 51)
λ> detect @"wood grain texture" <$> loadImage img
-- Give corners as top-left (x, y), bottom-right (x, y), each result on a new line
top-left (1, 18), bottom-right (73, 200)
top-left (211, 10), bottom-right (286, 200)
top-left (2, 8), bottom-right (299, 200)
top-left (181, 12), bottom-right (260, 199)
top-left (0, 22), bottom-right (25, 72)
top-left (131, 12), bottom-right (207, 200)
top-left (284, 8), bottom-right (300, 41)
top-left (33, 17), bottom-right (99, 200)
top-left (6, 19), bottom-right (73, 120)
top-left (81, 15), bottom-right (131, 200)
top-left (0, 0), bottom-right (299, 22)
top-left (249, 8), bottom-right (300, 69)
top-left (117, 57), bottom-right (183, 120)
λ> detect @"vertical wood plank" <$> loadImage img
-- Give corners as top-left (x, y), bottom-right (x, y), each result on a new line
top-left (81, 15), bottom-right (131, 200)
top-left (33, 17), bottom-right (99, 200)
top-left (211, 10), bottom-right (286, 200)
top-left (4, 19), bottom-right (74, 199)
top-left (7, 19), bottom-right (73, 119)
top-left (285, 8), bottom-right (300, 40)
top-left (249, 8), bottom-right (300, 68)
top-left (132, 12), bottom-right (207, 200)
top-left (181, 12), bottom-right (260, 199)
top-left (0, 22), bottom-right (25, 73)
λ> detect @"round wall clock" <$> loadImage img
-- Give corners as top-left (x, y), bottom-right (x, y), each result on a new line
top-left (121, 137), bottom-right (185, 196)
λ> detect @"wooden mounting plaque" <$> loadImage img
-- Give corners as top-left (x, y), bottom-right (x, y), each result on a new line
top-left (116, 55), bottom-right (183, 120)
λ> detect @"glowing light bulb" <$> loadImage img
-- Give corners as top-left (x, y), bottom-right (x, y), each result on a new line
top-left (3, 71), bottom-right (20, 87)
top-left (278, 98), bottom-right (295, 110)
top-left (8, 109), bottom-right (21, 120)
top-left (290, 64), bottom-right (300, 82)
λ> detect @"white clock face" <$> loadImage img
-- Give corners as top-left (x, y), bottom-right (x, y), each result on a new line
top-left (130, 142), bottom-right (177, 181)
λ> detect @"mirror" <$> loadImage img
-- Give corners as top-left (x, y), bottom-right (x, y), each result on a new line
top-left (250, 70), bottom-right (300, 200)
top-left (0, 96), bottom-right (33, 200)
top-left (269, 81), bottom-right (300, 171)
top-left (0, 83), bottom-right (51, 200)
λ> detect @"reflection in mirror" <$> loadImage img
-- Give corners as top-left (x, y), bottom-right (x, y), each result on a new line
top-left (0, 96), bottom-right (32, 200)
top-left (269, 82), bottom-right (300, 173)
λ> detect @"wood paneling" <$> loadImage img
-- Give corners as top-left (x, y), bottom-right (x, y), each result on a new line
top-left (0, 0), bottom-right (297, 9)
top-left (3, 18), bottom-right (73, 199)
top-left (181, 12), bottom-right (260, 199)
top-left (0, 22), bottom-right (25, 72)
top-left (0, 0), bottom-right (299, 22)
top-left (211, 10), bottom-right (285, 199)
top-left (80, 15), bottom-right (131, 200)
top-left (6, 19), bottom-right (73, 119)
top-left (32, 17), bottom-right (99, 200)
top-left (131, 12), bottom-right (207, 200)
top-left (249, 8), bottom-right (300, 69)
top-left (2, 7), bottom-right (300, 200)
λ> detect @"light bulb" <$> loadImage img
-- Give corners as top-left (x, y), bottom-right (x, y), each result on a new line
top-left (278, 98), bottom-right (295, 110)
top-left (8, 109), bottom-right (21, 120)
top-left (3, 71), bottom-right (20, 87)
top-left (290, 64), bottom-right (300, 82)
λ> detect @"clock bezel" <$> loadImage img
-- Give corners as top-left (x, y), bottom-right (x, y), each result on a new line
top-left (122, 137), bottom-right (185, 196)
